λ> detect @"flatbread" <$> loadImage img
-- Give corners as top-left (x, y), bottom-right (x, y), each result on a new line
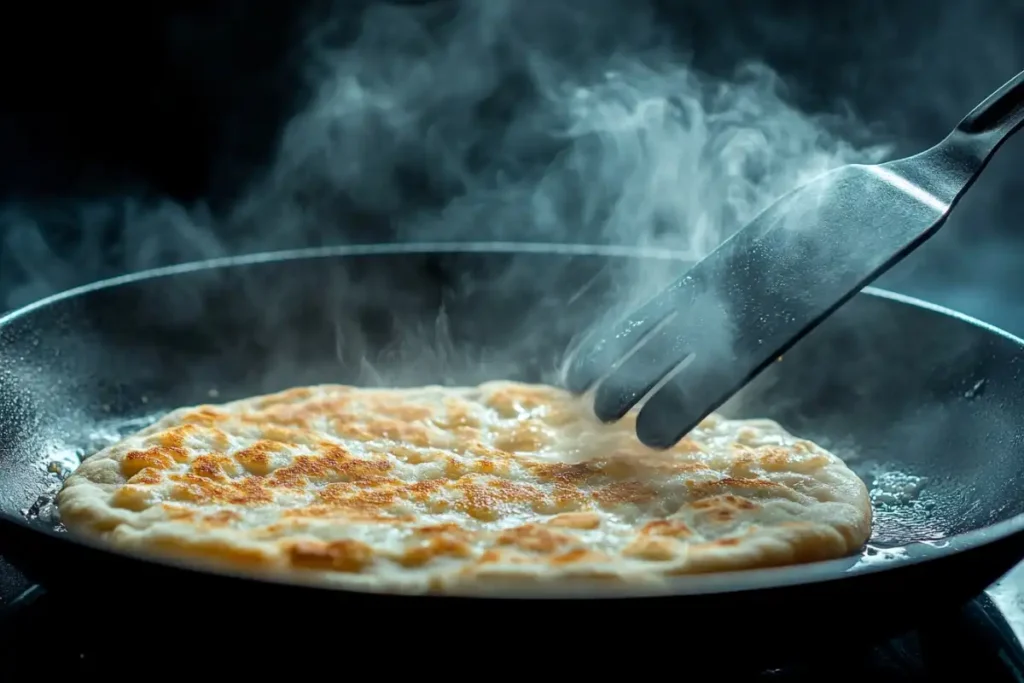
top-left (56, 380), bottom-right (872, 593)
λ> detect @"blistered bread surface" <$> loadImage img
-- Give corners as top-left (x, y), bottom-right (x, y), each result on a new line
top-left (56, 381), bottom-right (872, 592)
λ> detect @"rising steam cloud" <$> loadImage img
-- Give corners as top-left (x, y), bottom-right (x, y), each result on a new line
top-left (236, 0), bottom-right (888, 254)
top-left (0, 0), bottom-right (888, 313)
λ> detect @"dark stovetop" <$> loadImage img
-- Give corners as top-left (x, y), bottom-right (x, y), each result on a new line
top-left (1, 577), bottom-right (1024, 679)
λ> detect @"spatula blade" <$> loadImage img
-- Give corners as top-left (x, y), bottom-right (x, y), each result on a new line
top-left (566, 161), bottom-right (953, 448)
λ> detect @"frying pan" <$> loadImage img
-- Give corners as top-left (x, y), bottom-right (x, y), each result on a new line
top-left (1, 242), bottom-right (1024, 666)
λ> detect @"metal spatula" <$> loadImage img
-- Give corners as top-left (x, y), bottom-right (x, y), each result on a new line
top-left (564, 69), bottom-right (1024, 449)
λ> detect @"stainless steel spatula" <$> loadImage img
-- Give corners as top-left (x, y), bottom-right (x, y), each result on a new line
top-left (564, 69), bottom-right (1024, 449)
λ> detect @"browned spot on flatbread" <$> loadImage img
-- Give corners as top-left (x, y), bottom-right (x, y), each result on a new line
top-left (497, 524), bottom-right (573, 554)
top-left (252, 387), bottom-right (317, 410)
top-left (546, 512), bottom-right (601, 529)
top-left (593, 481), bottom-right (657, 506)
top-left (691, 494), bottom-right (758, 511)
top-left (434, 398), bottom-right (481, 431)
top-left (368, 401), bottom-right (433, 422)
top-left (689, 494), bottom-right (760, 523)
top-left (494, 422), bottom-right (552, 453)
top-left (202, 510), bottom-right (241, 527)
top-left (121, 448), bottom-right (179, 477)
top-left (168, 473), bottom-right (273, 506)
top-left (401, 525), bottom-right (473, 567)
top-left (456, 476), bottom-right (544, 521)
top-left (390, 445), bottom-right (445, 464)
top-left (160, 504), bottom-right (196, 521)
top-left (287, 539), bottom-right (374, 572)
top-left (232, 440), bottom-right (286, 475)
top-left (317, 482), bottom-right (398, 511)
top-left (641, 520), bottom-right (693, 538)
top-left (150, 537), bottom-right (272, 567)
top-left (268, 448), bottom-right (393, 488)
top-left (529, 461), bottom-right (600, 484)
top-left (687, 477), bottom-right (782, 499)
top-left (128, 468), bottom-right (163, 485)
top-left (178, 406), bottom-right (229, 428)
top-left (110, 485), bottom-right (152, 511)
top-left (551, 548), bottom-right (608, 564)
top-left (623, 536), bottom-right (677, 561)
top-left (361, 419), bottom-right (433, 446)
top-left (188, 454), bottom-right (240, 481)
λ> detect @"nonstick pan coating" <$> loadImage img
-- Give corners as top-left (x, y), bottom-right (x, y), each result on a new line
top-left (2, 243), bottom-right (1024, 663)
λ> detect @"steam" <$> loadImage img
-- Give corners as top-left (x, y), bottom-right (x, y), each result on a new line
top-left (233, 0), bottom-right (886, 256)
top-left (1, 199), bottom-right (223, 309)
top-left (0, 0), bottom-right (890, 390)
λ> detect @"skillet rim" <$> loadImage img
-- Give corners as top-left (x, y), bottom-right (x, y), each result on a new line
top-left (1, 240), bottom-right (1023, 600)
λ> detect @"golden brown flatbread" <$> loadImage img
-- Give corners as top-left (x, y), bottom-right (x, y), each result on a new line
top-left (56, 381), bottom-right (872, 593)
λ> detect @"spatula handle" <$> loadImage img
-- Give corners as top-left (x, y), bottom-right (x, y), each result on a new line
top-left (941, 69), bottom-right (1024, 173)
top-left (888, 69), bottom-right (1024, 207)
top-left (957, 69), bottom-right (1024, 138)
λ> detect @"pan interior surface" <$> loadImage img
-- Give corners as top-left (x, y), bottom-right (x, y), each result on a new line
top-left (1, 244), bottom-right (1023, 592)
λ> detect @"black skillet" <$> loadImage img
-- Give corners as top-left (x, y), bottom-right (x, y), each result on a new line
top-left (1, 243), bottom-right (1023, 667)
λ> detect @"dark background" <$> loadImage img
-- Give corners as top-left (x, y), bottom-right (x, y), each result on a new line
top-left (1, 0), bottom-right (1023, 329)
